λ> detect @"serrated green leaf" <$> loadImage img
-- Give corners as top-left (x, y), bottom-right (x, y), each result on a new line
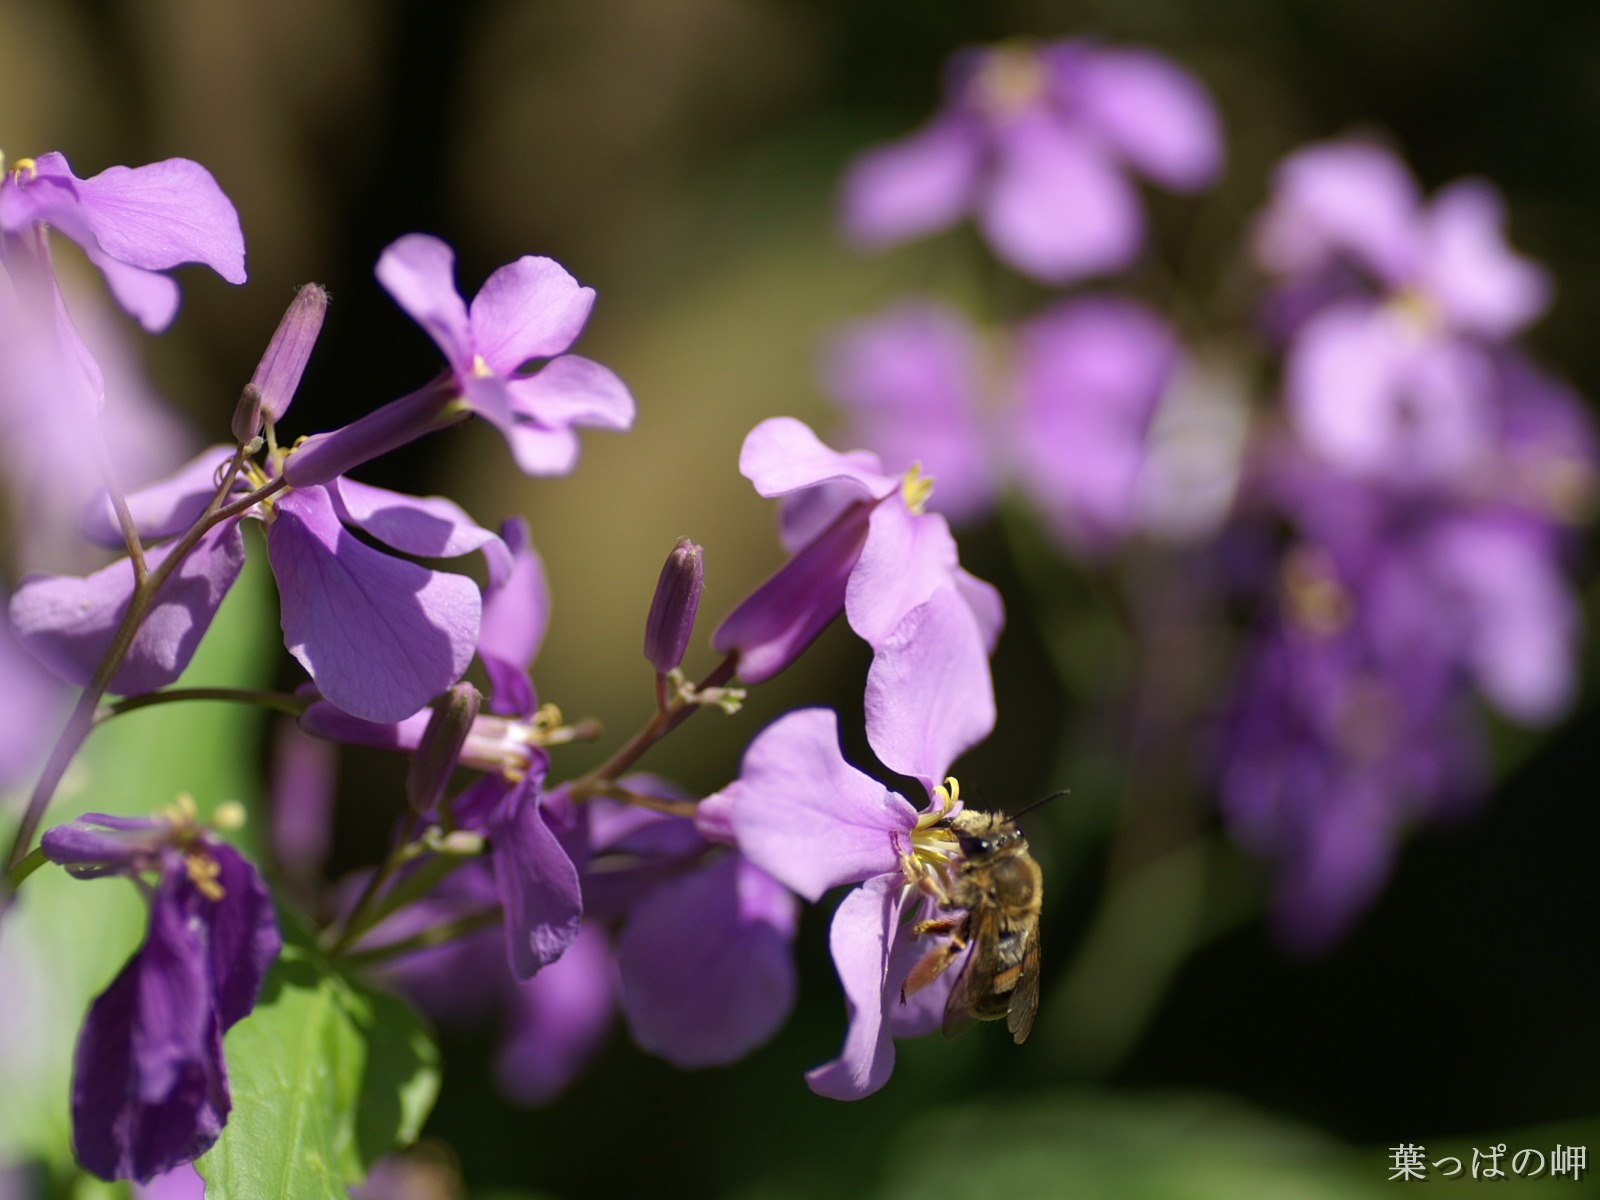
top-left (193, 945), bottom-right (440, 1200)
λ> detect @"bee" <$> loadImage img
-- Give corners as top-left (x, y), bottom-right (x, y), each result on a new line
top-left (902, 807), bottom-right (1043, 1045)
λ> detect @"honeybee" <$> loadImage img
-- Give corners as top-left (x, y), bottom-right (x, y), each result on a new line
top-left (902, 808), bottom-right (1043, 1044)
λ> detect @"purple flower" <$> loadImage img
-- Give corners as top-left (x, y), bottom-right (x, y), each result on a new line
top-left (727, 690), bottom-right (992, 1098)
top-left (495, 920), bottom-right (617, 1104)
top-left (1010, 296), bottom-right (1183, 555)
top-left (1, 152), bottom-right (245, 332)
top-left (1253, 140), bottom-right (1550, 484)
top-left (0, 589), bottom-right (67, 793)
top-left (286, 235), bottom-right (632, 486)
top-left (10, 449), bottom-right (503, 723)
top-left (713, 418), bottom-right (1002, 740)
top-left (840, 40), bottom-right (1222, 282)
top-left (40, 807), bottom-right (278, 1182)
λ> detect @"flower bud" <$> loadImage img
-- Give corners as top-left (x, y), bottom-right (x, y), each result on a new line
top-left (231, 383), bottom-right (264, 446)
top-left (643, 537), bottom-right (704, 674)
top-left (407, 683), bottom-right (481, 814)
top-left (250, 283), bottom-right (328, 425)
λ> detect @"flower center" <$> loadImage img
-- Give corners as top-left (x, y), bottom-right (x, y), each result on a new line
top-left (4, 155), bottom-right (37, 185)
top-left (900, 463), bottom-right (936, 515)
top-left (1281, 546), bottom-right (1351, 636)
top-left (902, 777), bottom-right (964, 884)
top-left (1387, 286), bottom-right (1441, 339)
top-left (972, 44), bottom-right (1047, 119)
top-left (460, 703), bottom-right (581, 781)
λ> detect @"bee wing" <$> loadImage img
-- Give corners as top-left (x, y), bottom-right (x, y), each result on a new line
top-left (1005, 931), bottom-right (1042, 1045)
top-left (941, 911), bottom-right (999, 1041)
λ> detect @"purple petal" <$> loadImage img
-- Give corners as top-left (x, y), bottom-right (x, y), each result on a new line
top-left (712, 499), bottom-right (870, 685)
top-left (469, 256), bottom-right (595, 373)
top-left (331, 477), bottom-right (511, 586)
top-left (978, 115), bottom-right (1143, 283)
top-left (281, 378), bottom-right (459, 490)
top-left (495, 921), bottom-right (616, 1105)
top-left (822, 301), bottom-right (996, 523)
top-left (188, 844), bottom-right (279, 1030)
top-left (1011, 296), bottom-right (1179, 553)
top-left (619, 854), bottom-right (797, 1067)
top-left (375, 234), bottom-right (474, 375)
top-left (1419, 180), bottom-right (1549, 339)
top-left (133, 1164), bottom-right (206, 1200)
top-left (729, 709), bottom-right (916, 902)
top-left (1253, 140), bottom-right (1420, 286)
top-left (267, 486), bottom-right (479, 723)
top-left (865, 587), bottom-right (996, 788)
top-left (1071, 46), bottom-right (1223, 190)
top-left (70, 884), bottom-right (228, 1182)
top-left (0, 601), bottom-right (66, 790)
top-left (503, 354), bottom-right (634, 433)
top-left (88, 256), bottom-right (182, 336)
top-left (10, 519), bottom-right (246, 696)
top-left (804, 875), bottom-right (902, 1100)
top-left (953, 569), bottom-right (1004, 655)
top-left (498, 423), bottom-right (582, 475)
top-left (491, 777), bottom-right (583, 980)
top-left (41, 813), bottom-right (166, 876)
top-left (66, 157), bottom-right (246, 282)
top-left (269, 719), bottom-right (338, 877)
top-left (839, 117), bottom-right (982, 249)
top-left (845, 500), bottom-right (959, 647)
top-left (82, 446), bottom-right (238, 547)
top-left (738, 417), bottom-right (896, 501)
top-left (298, 700), bottom-right (431, 755)
top-left (249, 284), bottom-right (328, 424)
top-left (478, 517), bottom-right (549, 714)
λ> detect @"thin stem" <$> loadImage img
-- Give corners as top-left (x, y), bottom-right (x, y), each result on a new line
top-left (324, 812), bottom-right (420, 957)
top-left (90, 429), bottom-right (148, 583)
top-left (339, 907), bottom-right (501, 971)
top-left (2, 847), bottom-right (48, 894)
top-left (565, 653), bottom-right (738, 803)
top-left (594, 785), bottom-right (699, 819)
top-left (1, 445), bottom-right (259, 894)
top-left (97, 687), bottom-right (311, 723)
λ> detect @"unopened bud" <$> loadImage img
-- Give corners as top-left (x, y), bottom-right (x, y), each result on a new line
top-left (251, 283), bottom-right (328, 425)
top-left (644, 537), bottom-right (704, 673)
top-left (407, 683), bottom-right (481, 814)
top-left (231, 383), bottom-right (265, 446)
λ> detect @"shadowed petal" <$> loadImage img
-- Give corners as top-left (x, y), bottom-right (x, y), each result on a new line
top-left (331, 478), bottom-right (512, 586)
top-left (618, 854), bottom-right (797, 1067)
top-left (739, 417), bottom-right (896, 501)
top-left (805, 875), bottom-right (903, 1100)
top-left (495, 922), bottom-right (616, 1105)
top-left (478, 517), bottom-right (549, 714)
top-left (491, 778), bottom-right (583, 980)
top-left (845, 500), bottom-right (959, 647)
top-left (10, 520), bottom-right (246, 696)
top-left (375, 234), bottom-right (474, 374)
top-left (191, 844), bottom-right (279, 1030)
top-left (267, 486), bottom-right (479, 723)
top-left (82, 446), bottom-right (239, 546)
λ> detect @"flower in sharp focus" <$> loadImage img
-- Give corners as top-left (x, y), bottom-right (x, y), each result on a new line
top-left (725, 708), bottom-right (984, 1099)
top-left (0, 151), bottom-right (245, 332)
top-left (1253, 139), bottom-right (1551, 484)
top-left (39, 803), bottom-right (279, 1182)
top-left (840, 39), bottom-right (1222, 282)
top-left (712, 417), bottom-right (1002, 742)
top-left (287, 235), bottom-right (633, 487)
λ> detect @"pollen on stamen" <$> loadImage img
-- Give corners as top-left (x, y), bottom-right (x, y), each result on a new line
top-left (901, 463), bottom-right (936, 515)
top-left (185, 852), bottom-right (226, 902)
top-left (471, 354), bottom-right (496, 379)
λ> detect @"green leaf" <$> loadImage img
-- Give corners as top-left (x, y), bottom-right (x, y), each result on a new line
top-left (194, 942), bottom-right (440, 1200)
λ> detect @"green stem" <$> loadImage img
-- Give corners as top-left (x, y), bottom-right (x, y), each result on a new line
top-left (98, 687), bottom-right (310, 723)
top-left (339, 907), bottom-right (501, 970)
top-left (2, 847), bottom-right (48, 894)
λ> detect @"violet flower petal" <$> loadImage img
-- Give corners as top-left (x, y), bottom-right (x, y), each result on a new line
top-left (618, 854), bottom-right (797, 1068)
top-left (729, 708), bottom-right (916, 902)
top-left (70, 887), bottom-right (228, 1182)
top-left (10, 519), bottom-right (246, 696)
top-left (495, 921), bottom-right (616, 1106)
top-left (864, 587), bottom-right (996, 789)
top-left (1072, 46), bottom-right (1223, 190)
top-left (81, 446), bottom-right (238, 547)
top-left (491, 777), bottom-right (583, 980)
top-left (330, 477), bottom-right (512, 586)
top-left (979, 115), bottom-right (1142, 283)
top-left (503, 354), bottom-right (634, 432)
top-left (839, 117), bottom-right (982, 249)
top-left (191, 844), bottom-right (279, 1030)
top-left (469, 256), bottom-right (594, 371)
top-left (804, 874), bottom-right (903, 1100)
top-left (844, 499), bottom-right (960, 648)
top-left (478, 517), bottom-right (549, 715)
top-left (1419, 180), bottom-right (1550, 339)
top-left (267, 486), bottom-right (480, 723)
top-left (739, 416), bottom-right (897, 501)
top-left (374, 234), bottom-right (474, 373)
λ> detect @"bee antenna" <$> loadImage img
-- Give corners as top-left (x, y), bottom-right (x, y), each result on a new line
top-left (1013, 788), bottom-right (1070, 820)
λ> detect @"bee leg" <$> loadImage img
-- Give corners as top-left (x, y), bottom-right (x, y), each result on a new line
top-left (901, 937), bottom-right (964, 1002)
top-left (912, 917), bottom-right (964, 937)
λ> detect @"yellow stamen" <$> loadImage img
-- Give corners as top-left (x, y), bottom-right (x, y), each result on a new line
top-left (185, 851), bottom-right (226, 902)
top-left (1281, 547), bottom-right (1350, 636)
top-left (471, 354), bottom-right (495, 379)
top-left (901, 463), bottom-right (936, 515)
top-left (972, 44), bottom-right (1046, 118)
top-left (8, 156), bottom-right (38, 183)
top-left (211, 800), bottom-right (247, 832)
top-left (1388, 287), bottom-right (1440, 338)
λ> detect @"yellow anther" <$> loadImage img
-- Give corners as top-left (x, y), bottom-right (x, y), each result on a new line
top-left (1281, 547), bottom-right (1351, 637)
top-left (901, 463), bottom-right (936, 515)
top-left (211, 800), bottom-right (247, 831)
top-left (8, 156), bottom-right (38, 183)
top-left (1388, 287), bottom-right (1440, 338)
top-left (471, 354), bottom-right (495, 379)
top-left (185, 852), bottom-right (226, 902)
top-left (532, 703), bottom-right (565, 735)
